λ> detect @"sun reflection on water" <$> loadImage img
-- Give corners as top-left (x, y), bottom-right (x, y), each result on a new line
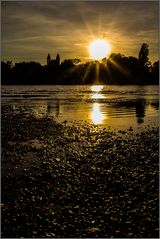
top-left (91, 93), bottom-right (105, 99)
top-left (91, 85), bottom-right (105, 99)
top-left (91, 103), bottom-right (105, 124)
top-left (91, 85), bottom-right (103, 92)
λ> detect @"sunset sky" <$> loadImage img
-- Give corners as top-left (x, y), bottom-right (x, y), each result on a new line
top-left (2, 1), bottom-right (159, 65)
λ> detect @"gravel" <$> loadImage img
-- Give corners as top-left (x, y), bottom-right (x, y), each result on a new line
top-left (1, 113), bottom-right (159, 238)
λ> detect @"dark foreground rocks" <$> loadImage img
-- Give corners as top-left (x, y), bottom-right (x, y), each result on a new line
top-left (1, 113), bottom-right (159, 238)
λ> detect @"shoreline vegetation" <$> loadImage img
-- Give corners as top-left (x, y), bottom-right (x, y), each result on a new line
top-left (1, 112), bottom-right (159, 238)
top-left (2, 43), bottom-right (159, 85)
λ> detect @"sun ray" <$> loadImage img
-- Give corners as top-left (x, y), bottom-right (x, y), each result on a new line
top-left (101, 62), bottom-right (112, 85)
top-left (108, 58), bottom-right (129, 76)
top-left (82, 62), bottom-right (93, 82)
top-left (74, 2), bottom-right (96, 40)
top-left (95, 61), bottom-right (100, 84)
top-left (98, 15), bottom-right (102, 37)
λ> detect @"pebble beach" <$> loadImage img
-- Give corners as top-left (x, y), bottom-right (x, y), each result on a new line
top-left (1, 112), bottom-right (159, 238)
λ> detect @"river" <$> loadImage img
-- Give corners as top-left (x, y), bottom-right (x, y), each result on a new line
top-left (1, 85), bottom-right (159, 129)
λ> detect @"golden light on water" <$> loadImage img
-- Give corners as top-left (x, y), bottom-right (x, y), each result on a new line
top-left (89, 39), bottom-right (111, 60)
top-left (91, 85), bottom-right (105, 99)
top-left (91, 85), bottom-right (103, 92)
top-left (91, 93), bottom-right (105, 99)
top-left (91, 103), bottom-right (105, 124)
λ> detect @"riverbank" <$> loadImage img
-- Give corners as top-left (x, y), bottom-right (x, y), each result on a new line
top-left (1, 113), bottom-right (159, 238)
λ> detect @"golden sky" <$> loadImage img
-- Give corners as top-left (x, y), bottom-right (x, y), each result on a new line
top-left (2, 1), bottom-right (159, 64)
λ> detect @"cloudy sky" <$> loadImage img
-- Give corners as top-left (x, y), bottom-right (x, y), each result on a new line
top-left (2, 1), bottom-right (159, 65)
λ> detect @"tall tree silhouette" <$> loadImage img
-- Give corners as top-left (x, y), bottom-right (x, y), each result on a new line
top-left (47, 54), bottom-right (51, 65)
top-left (56, 54), bottom-right (60, 65)
top-left (138, 43), bottom-right (149, 66)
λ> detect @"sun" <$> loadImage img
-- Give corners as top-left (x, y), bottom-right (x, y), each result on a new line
top-left (89, 39), bottom-right (111, 60)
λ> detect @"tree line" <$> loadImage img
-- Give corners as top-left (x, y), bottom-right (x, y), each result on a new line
top-left (1, 43), bottom-right (159, 85)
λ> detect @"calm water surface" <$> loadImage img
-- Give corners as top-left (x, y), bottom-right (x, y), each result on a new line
top-left (1, 85), bottom-right (159, 129)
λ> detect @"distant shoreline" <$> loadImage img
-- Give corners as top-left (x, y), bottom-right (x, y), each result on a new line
top-left (2, 83), bottom-right (159, 86)
top-left (2, 53), bottom-right (159, 85)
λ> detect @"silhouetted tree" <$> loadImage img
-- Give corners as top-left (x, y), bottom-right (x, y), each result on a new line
top-left (1, 61), bottom-right (13, 84)
top-left (11, 61), bottom-right (44, 84)
top-left (106, 53), bottom-right (131, 84)
top-left (152, 61), bottom-right (159, 73)
top-left (102, 57), bottom-right (107, 64)
top-left (6, 61), bottom-right (13, 68)
top-left (151, 61), bottom-right (159, 84)
top-left (1, 45), bottom-right (159, 85)
top-left (60, 59), bottom-right (74, 68)
top-left (47, 54), bottom-right (51, 65)
top-left (72, 58), bottom-right (81, 65)
top-left (56, 54), bottom-right (60, 65)
top-left (138, 43), bottom-right (149, 67)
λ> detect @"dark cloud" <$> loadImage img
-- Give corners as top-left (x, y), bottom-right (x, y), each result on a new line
top-left (2, 1), bottom-right (159, 64)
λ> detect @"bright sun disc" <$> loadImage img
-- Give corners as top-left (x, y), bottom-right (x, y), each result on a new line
top-left (89, 39), bottom-right (111, 60)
